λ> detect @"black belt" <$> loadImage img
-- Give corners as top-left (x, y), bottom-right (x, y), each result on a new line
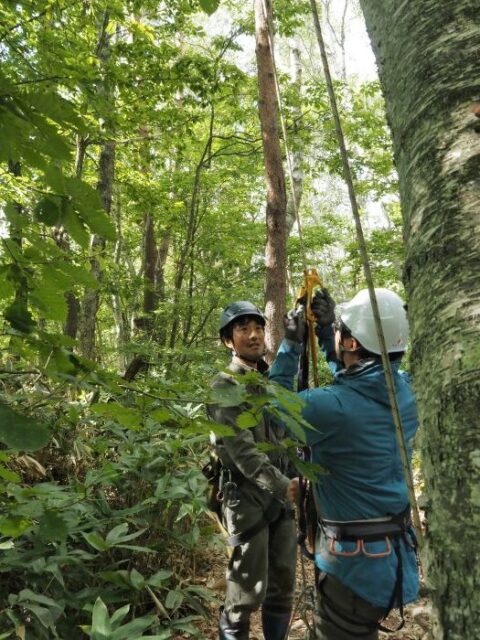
top-left (320, 506), bottom-right (412, 543)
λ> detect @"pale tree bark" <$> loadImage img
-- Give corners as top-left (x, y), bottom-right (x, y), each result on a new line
top-left (322, 0), bottom-right (349, 80)
top-left (359, 1), bottom-right (480, 637)
top-left (285, 39), bottom-right (304, 236)
top-left (255, 0), bottom-right (288, 361)
top-left (111, 185), bottom-right (129, 371)
top-left (79, 10), bottom-right (116, 361)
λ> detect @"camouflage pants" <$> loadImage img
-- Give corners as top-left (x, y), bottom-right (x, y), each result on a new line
top-left (222, 484), bottom-right (297, 629)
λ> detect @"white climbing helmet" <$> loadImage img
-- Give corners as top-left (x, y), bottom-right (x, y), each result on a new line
top-left (339, 288), bottom-right (409, 354)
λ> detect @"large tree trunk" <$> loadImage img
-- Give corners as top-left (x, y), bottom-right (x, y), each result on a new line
top-left (255, 0), bottom-right (288, 361)
top-left (359, 1), bottom-right (480, 637)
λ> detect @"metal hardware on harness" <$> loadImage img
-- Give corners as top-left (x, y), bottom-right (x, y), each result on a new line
top-left (216, 467), bottom-right (225, 502)
top-left (217, 467), bottom-right (240, 505)
top-left (321, 506), bottom-right (412, 559)
top-left (328, 537), bottom-right (392, 558)
top-left (361, 538), bottom-right (392, 558)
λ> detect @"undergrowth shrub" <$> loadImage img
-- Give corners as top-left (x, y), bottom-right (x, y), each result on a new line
top-left (0, 375), bottom-right (219, 639)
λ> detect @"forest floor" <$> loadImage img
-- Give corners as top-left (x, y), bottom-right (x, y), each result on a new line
top-left (193, 542), bottom-right (431, 640)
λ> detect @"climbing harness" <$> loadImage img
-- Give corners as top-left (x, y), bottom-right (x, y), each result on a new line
top-left (318, 506), bottom-right (417, 632)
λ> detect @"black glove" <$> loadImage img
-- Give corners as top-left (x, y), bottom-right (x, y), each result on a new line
top-left (283, 307), bottom-right (306, 343)
top-left (311, 288), bottom-right (336, 327)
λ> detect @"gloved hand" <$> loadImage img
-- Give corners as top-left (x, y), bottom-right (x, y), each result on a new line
top-left (283, 307), bottom-right (306, 343)
top-left (311, 288), bottom-right (336, 327)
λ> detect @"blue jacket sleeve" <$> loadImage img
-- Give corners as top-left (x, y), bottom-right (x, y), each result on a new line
top-left (268, 339), bottom-right (303, 389)
top-left (269, 338), bottom-right (340, 448)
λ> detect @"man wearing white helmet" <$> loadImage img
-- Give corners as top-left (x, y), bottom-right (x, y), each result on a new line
top-left (271, 287), bottom-right (419, 640)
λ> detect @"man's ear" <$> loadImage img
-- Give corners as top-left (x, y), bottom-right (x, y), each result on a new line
top-left (340, 336), bottom-right (359, 353)
top-left (222, 337), bottom-right (234, 350)
top-left (350, 337), bottom-right (360, 351)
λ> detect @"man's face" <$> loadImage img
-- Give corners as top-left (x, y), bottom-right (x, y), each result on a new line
top-left (226, 318), bottom-right (265, 361)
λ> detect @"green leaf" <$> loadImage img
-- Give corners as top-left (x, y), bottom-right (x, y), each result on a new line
top-left (147, 570), bottom-right (173, 587)
top-left (58, 262), bottom-right (99, 288)
top-left (65, 177), bottom-right (116, 241)
top-left (91, 597), bottom-right (112, 639)
top-left (267, 406), bottom-right (306, 444)
top-left (0, 404), bottom-right (51, 451)
top-left (77, 204), bottom-right (116, 241)
top-left (129, 568), bottom-right (145, 590)
top-left (236, 409), bottom-right (259, 429)
top-left (210, 383), bottom-right (246, 407)
top-left (110, 616), bottom-right (156, 640)
top-left (31, 275), bottom-right (68, 322)
top-left (0, 464), bottom-right (20, 483)
top-left (17, 589), bottom-right (63, 612)
top-left (62, 202), bottom-right (90, 248)
top-left (165, 589), bottom-right (183, 611)
top-left (150, 408), bottom-right (171, 423)
top-left (81, 531), bottom-right (108, 552)
top-left (4, 300), bottom-right (35, 333)
top-left (0, 266), bottom-right (15, 301)
top-left (291, 456), bottom-right (328, 481)
top-left (37, 510), bottom-right (69, 542)
top-left (110, 604), bottom-right (130, 628)
top-left (199, 0), bottom-right (220, 15)
top-left (28, 89), bottom-right (81, 129)
top-left (34, 196), bottom-right (62, 226)
top-left (105, 522), bottom-right (128, 544)
top-left (0, 516), bottom-right (30, 537)
top-left (91, 403), bottom-right (142, 429)
top-left (22, 603), bottom-right (55, 630)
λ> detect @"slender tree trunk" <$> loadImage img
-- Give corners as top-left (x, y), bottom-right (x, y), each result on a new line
top-left (123, 204), bottom-right (159, 381)
top-left (359, 1), bottom-right (480, 637)
top-left (286, 39), bottom-right (304, 235)
top-left (254, 0), bottom-right (288, 361)
top-left (60, 134), bottom-right (87, 339)
top-left (168, 107), bottom-right (214, 351)
top-left (79, 11), bottom-right (116, 361)
top-left (111, 185), bottom-right (129, 371)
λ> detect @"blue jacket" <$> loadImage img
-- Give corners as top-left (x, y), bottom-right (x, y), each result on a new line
top-left (269, 332), bottom-right (419, 609)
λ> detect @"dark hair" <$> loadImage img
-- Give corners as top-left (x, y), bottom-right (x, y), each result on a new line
top-left (220, 314), bottom-right (266, 342)
top-left (338, 321), bottom-right (404, 362)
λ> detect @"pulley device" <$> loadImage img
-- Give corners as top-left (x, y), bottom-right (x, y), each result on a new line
top-left (295, 268), bottom-right (323, 389)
